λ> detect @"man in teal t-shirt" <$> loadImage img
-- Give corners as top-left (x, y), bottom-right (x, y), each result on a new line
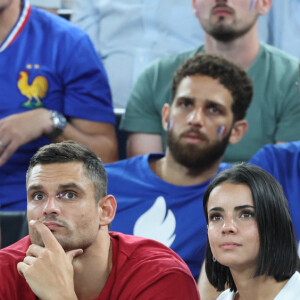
top-left (121, 0), bottom-right (300, 163)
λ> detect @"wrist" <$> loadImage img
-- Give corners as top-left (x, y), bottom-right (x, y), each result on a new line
top-left (44, 110), bottom-right (67, 141)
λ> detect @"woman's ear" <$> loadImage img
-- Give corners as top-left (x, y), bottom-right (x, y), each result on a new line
top-left (228, 120), bottom-right (248, 145)
top-left (98, 195), bottom-right (117, 226)
top-left (162, 104), bottom-right (171, 132)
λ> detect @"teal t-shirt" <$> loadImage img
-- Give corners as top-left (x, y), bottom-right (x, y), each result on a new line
top-left (121, 44), bottom-right (300, 163)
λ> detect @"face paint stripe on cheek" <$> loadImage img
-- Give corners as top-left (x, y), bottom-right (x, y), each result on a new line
top-left (217, 126), bottom-right (227, 139)
top-left (250, 0), bottom-right (257, 11)
top-left (167, 118), bottom-right (173, 131)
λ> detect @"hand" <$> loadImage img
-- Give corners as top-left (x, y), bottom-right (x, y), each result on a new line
top-left (0, 109), bottom-right (53, 167)
top-left (17, 221), bottom-right (82, 300)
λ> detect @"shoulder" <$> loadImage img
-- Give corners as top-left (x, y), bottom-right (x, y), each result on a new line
top-left (109, 232), bottom-right (199, 297)
top-left (250, 142), bottom-right (300, 166)
top-left (105, 155), bottom-right (148, 175)
top-left (110, 231), bottom-right (190, 271)
top-left (0, 237), bottom-right (32, 295)
top-left (275, 272), bottom-right (300, 299)
top-left (142, 47), bottom-right (200, 79)
top-left (216, 289), bottom-right (235, 300)
top-left (0, 236), bottom-right (31, 262)
top-left (30, 6), bottom-right (90, 43)
top-left (259, 43), bottom-right (298, 69)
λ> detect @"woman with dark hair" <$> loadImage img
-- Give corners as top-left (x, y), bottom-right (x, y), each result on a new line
top-left (203, 163), bottom-right (300, 300)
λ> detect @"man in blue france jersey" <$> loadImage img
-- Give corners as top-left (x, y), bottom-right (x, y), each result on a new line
top-left (105, 53), bottom-right (253, 280)
top-left (0, 0), bottom-right (118, 210)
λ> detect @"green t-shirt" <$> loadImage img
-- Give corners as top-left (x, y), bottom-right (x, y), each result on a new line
top-left (121, 44), bottom-right (300, 163)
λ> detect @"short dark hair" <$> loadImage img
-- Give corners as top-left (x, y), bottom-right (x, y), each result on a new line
top-left (26, 141), bottom-right (107, 201)
top-left (203, 164), bottom-right (299, 292)
top-left (172, 53), bottom-right (253, 121)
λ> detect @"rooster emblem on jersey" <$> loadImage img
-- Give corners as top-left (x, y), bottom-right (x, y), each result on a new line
top-left (17, 71), bottom-right (48, 108)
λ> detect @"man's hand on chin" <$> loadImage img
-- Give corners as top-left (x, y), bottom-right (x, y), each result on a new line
top-left (17, 220), bottom-right (83, 300)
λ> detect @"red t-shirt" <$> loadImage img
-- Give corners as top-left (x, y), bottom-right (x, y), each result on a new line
top-left (0, 232), bottom-right (200, 299)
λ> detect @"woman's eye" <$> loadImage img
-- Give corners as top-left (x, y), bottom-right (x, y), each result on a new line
top-left (33, 193), bottom-right (45, 201)
top-left (241, 210), bottom-right (255, 218)
top-left (209, 213), bottom-right (222, 222)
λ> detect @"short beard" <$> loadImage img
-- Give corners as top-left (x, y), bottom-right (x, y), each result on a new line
top-left (204, 15), bottom-right (258, 42)
top-left (167, 130), bottom-right (231, 174)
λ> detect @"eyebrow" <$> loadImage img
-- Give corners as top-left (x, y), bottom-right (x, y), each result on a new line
top-left (27, 183), bottom-right (85, 193)
top-left (208, 205), bottom-right (255, 213)
top-left (27, 184), bottom-right (44, 193)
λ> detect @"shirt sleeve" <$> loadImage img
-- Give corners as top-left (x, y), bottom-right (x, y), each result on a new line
top-left (120, 64), bottom-right (162, 133)
top-left (273, 60), bottom-right (300, 142)
top-left (249, 146), bottom-right (273, 174)
top-left (134, 270), bottom-right (201, 300)
top-left (59, 33), bottom-right (115, 124)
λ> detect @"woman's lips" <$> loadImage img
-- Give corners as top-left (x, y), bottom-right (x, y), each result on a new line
top-left (219, 242), bottom-right (241, 250)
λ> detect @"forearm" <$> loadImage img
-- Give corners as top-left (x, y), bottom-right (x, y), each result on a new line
top-left (126, 133), bottom-right (163, 158)
top-left (54, 118), bottom-right (118, 163)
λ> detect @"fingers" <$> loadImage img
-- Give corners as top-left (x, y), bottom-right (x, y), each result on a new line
top-left (29, 220), bottom-right (62, 251)
top-left (0, 140), bottom-right (18, 167)
top-left (66, 249), bottom-right (83, 261)
top-left (26, 244), bottom-right (44, 257)
top-left (17, 261), bottom-right (29, 278)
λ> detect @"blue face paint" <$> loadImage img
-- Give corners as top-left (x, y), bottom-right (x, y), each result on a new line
top-left (167, 118), bottom-right (173, 131)
top-left (56, 193), bottom-right (63, 199)
top-left (250, 0), bottom-right (256, 11)
top-left (217, 126), bottom-right (226, 139)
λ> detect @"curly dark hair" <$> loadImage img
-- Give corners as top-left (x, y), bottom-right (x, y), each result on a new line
top-left (171, 53), bottom-right (253, 121)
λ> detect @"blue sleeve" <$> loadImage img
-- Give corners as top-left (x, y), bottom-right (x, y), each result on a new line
top-left (60, 33), bottom-right (115, 124)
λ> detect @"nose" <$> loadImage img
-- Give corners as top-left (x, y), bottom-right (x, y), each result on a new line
top-left (221, 217), bottom-right (237, 234)
top-left (187, 108), bottom-right (204, 127)
top-left (43, 196), bottom-right (60, 216)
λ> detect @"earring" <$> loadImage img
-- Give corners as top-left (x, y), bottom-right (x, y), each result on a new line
top-left (213, 256), bottom-right (216, 262)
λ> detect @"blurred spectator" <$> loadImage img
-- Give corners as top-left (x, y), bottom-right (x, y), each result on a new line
top-left (71, 0), bottom-right (206, 109)
top-left (0, 0), bottom-right (117, 211)
top-left (121, 0), bottom-right (300, 163)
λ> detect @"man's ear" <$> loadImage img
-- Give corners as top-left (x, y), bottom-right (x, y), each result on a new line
top-left (98, 195), bottom-right (117, 226)
top-left (228, 120), bottom-right (248, 145)
top-left (162, 104), bottom-right (171, 131)
top-left (258, 0), bottom-right (272, 16)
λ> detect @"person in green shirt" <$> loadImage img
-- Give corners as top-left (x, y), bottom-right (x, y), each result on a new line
top-left (121, 0), bottom-right (300, 163)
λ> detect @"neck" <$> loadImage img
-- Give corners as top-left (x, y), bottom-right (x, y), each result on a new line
top-left (72, 228), bottom-right (113, 300)
top-left (0, 0), bottom-right (22, 45)
top-left (149, 150), bottom-right (222, 186)
top-left (204, 23), bottom-right (260, 70)
top-left (230, 269), bottom-right (288, 300)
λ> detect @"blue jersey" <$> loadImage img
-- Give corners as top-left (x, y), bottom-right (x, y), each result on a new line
top-left (250, 142), bottom-right (300, 248)
top-left (0, 0), bottom-right (114, 210)
top-left (106, 153), bottom-right (231, 279)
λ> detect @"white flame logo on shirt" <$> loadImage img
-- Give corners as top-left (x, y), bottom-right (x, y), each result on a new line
top-left (133, 196), bottom-right (176, 247)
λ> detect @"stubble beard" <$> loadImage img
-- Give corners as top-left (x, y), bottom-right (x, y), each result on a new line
top-left (202, 14), bottom-right (258, 42)
top-left (29, 216), bottom-right (96, 252)
top-left (167, 129), bottom-right (231, 174)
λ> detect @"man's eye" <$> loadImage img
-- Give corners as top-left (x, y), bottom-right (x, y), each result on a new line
top-left (208, 106), bottom-right (221, 114)
top-left (63, 192), bottom-right (76, 199)
top-left (178, 99), bottom-right (193, 108)
top-left (33, 193), bottom-right (45, 201)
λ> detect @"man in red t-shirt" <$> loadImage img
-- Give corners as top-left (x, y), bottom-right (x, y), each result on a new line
top-left (0, 141), bottom-right (200, 300)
